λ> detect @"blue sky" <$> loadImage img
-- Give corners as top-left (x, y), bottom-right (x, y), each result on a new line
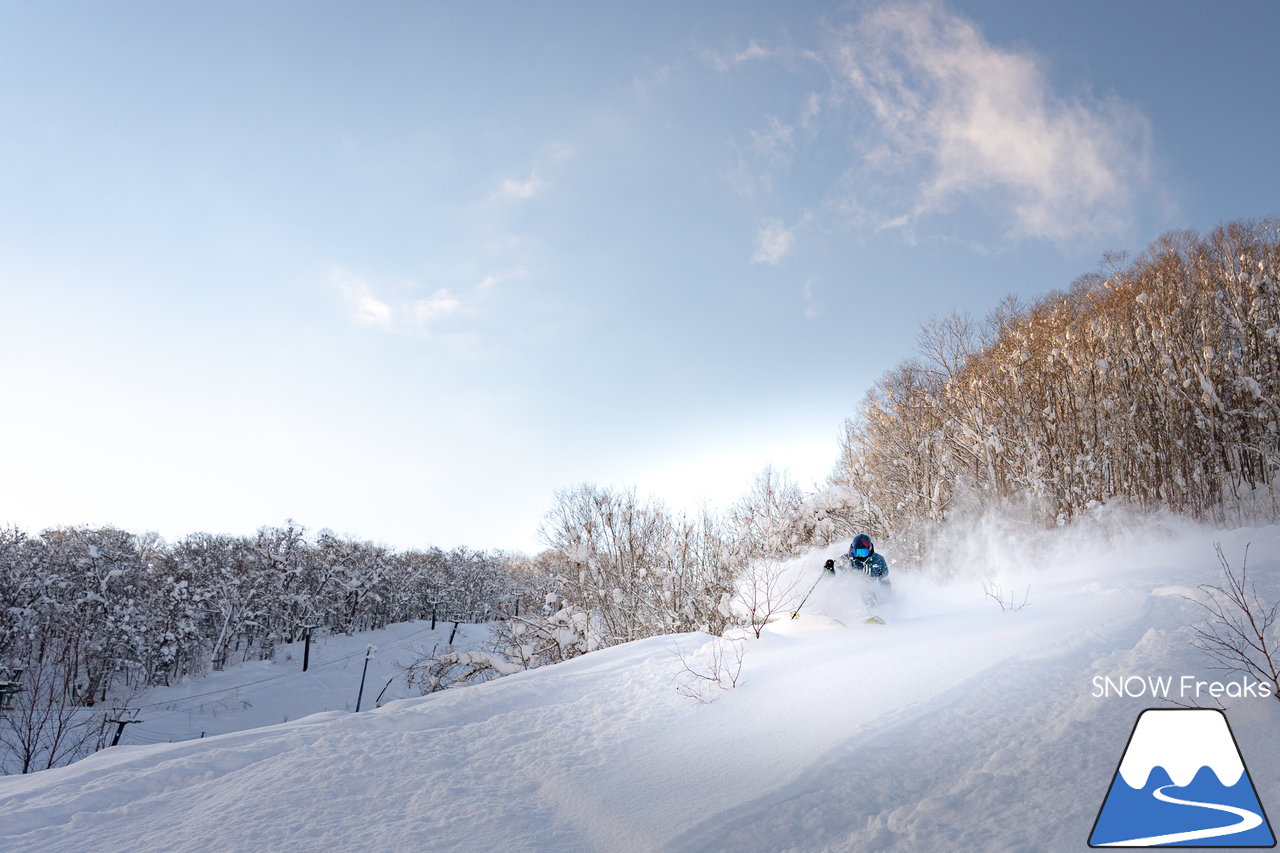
top-left (2, 0), bottom-right (1277, 553)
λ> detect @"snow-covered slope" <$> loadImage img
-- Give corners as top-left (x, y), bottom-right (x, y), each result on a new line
top-left (2, 512), bottom-right (1279, 852)
top-left (116, 619), bottom-right (494, 746)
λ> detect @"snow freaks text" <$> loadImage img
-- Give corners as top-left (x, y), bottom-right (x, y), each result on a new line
top-left (1091, 675), bottom-right (1275, 700)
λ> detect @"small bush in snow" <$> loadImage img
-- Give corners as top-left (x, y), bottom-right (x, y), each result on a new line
top-left (1189, 543), bottom-right (1280, 702)
top-left (403, 647), bottom-right (525, 694)
top-left (981, 578), bottom-right (1031, 612)
top-left (400, 597), bottom-right (602, 694)
top-left (736, 558), bottom-right (801, 638)
top-left (672, 635), bottom-right (746, 704)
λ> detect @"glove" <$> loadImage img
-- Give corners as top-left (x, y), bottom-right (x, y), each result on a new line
top-left (823, 559), bottom-right (835, 572)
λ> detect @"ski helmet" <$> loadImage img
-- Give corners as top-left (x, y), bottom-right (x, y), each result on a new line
top-left (850, 534), bottom-right (874, 560)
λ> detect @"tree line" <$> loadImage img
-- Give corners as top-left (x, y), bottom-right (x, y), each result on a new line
top-left (405, 478), bottom-right (800, 693)
top-left (832, 218), bottom-right (1280, 551)
top-left (0, 522), bottom-right (519, 772)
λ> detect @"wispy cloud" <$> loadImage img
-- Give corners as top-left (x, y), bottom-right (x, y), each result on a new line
top-left (751, 115), bottom-right (797, 168)
top-left (544, 142), bottom-right (575, 164)
top-left (706, 40), bottom-right (776, 73)
top-left (724, 90), bottom-right (829, 201)
top-left (331, 267), bottom-right (522, 335)
top-left (409, 289), bottom-right (465, 325)
top-left (494, 172), bottom-right (547, 201)
top-left (722, 1), bottom-right (1155, 246)
top-left (333, 269), bottom-right (394, 328)
top-left (492, 143), bottom-right (573, 202)
top-left (801, 278), bottom-right (820, 319)
top-left (828, 0), bottom-right (1153, 242)
top-left (798, 91), bottom-right (822, 130)
top-left (753, 219), bottom-right (796, 265)
top-left (331, 136), bottom-right (557, 335)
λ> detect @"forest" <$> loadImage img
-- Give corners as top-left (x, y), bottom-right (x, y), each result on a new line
top-left (831, 218), bottom-right (1280, 556)
top-left (0, 523), bottom-right (520, 771)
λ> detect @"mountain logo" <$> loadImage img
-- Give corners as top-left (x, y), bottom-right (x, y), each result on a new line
top-left (1089, 708), bottom-right (1276, 847)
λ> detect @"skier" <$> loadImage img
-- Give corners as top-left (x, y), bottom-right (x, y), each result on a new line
top-left (791, 535), bottom-right (891, 622)
top-left (824, 534), bottom-right (889, 580)
top-left (824, 534), bottom-right (891, 616)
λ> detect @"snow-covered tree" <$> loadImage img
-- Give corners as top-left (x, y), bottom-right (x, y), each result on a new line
top-left (833, 218), bottom-right (1280, 542)
top-left (539, 484), bottom-right (736, 647)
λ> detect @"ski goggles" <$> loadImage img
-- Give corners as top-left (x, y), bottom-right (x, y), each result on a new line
top-left (853, 548), bottom-right (870, 558)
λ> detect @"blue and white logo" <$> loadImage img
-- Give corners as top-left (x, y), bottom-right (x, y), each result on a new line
top-left (1090, 709), bottom-right (1275, 847)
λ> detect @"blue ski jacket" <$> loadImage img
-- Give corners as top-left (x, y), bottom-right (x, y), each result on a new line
top-left (842, 551), bottom-right (889, 579)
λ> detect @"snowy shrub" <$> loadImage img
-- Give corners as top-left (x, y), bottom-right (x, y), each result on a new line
top-left (539, 485), bottom-right (737, 648)
top-left (495, 598), bottom-right (603, 667)
top-left (728, 467), bottom-right (808, 558)
top-left (784, 485), bottom-right (877, 550)
top-left (399, 596), bottom-right (603, 695)
top-left (672, 635), bottom-right (746, 703)
top-left (735, 558), bottom-right (801, 638)
top-left (980, 578), bottom-right (1031, 612)
top-left (403, 649), bottom-right (525, 694)
top-left (1189, 543), bottom-right (1280, 702)
top-left (0, 660), bottom-right (107, 774)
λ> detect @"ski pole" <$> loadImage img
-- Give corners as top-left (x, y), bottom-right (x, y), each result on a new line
top-left (790, 562), bottom-right (832, 619)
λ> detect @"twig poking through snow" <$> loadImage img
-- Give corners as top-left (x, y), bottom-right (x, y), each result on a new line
top-left (1187, 543), bottom-right (1280, 702)
top-left (981, 578), bottom-right (1031, 611)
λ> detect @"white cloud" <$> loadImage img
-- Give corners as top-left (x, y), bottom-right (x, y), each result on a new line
top-left (801, 278), bottom-right (820, 319)
top-left (333, 268), bottom-right (393, 327)
top-left (799, 91), bottom-right (823, 130)
top-left (492, 141), bottom-right (573, 202)
top-left (753, 219), bottom-right (796, 265)
top-left (495, 172), bottom-right (547, 201)
top-left (330, 268), bottom-right (514, 334)
top-left (751, 115), bottom-right (797, 167)
top-left (707, 41), bottom-right (775, 73)
top-left (545, 142), bottom-right (575, 163)
top-left (830, 0), bottom-right (1153, 242)
top-left (410, 289), bottom-right (465, 326)
top-left (475, 266), bottom-right (527, 298)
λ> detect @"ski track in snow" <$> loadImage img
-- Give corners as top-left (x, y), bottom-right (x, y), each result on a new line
top-left (669, 586), bottom-right (1160, 852)
top-left (1, 520), bottom-right (1279, 852)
